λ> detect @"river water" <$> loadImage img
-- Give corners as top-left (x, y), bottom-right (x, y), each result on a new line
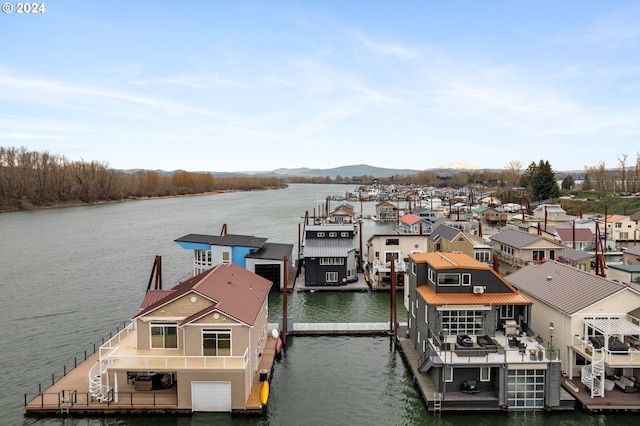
top-left (0, 184), bottom-right (629, 425)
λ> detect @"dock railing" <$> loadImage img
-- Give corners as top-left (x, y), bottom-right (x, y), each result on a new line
top-left (26, 389), bottom-right (179, 411)
top-left (23, 321), bottom-right (132, 407)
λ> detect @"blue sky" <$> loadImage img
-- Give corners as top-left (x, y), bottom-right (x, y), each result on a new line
top-left (2, 1), bottom-right (639, 173)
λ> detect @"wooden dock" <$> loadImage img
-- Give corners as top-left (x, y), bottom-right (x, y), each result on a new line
top-left (282, 322), bottom-right (397, 336)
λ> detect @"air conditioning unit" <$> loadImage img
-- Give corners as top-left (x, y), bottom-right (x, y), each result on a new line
top-left (473, 286), bottom-right (484, 294)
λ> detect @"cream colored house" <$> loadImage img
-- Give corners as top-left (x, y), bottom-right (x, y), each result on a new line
top-left (88, 263), bottom-right (273, 412)
top-left (507, 260), bottom-right (640, 398)
top-left (599, 214), bottom-right (640, 243)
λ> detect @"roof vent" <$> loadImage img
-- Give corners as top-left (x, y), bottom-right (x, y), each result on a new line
top-left (546, 276), bottom-right (552, 281)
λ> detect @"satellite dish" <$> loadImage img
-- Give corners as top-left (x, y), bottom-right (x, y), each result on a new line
top-left (271, 328), bottom-right (279, 339)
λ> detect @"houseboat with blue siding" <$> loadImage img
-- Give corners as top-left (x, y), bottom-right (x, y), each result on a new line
top-left (174, 233), bottom-right (293, 291)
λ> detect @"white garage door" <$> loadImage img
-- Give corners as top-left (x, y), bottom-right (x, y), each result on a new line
top-left (191, 381), bottom-right (232, 412)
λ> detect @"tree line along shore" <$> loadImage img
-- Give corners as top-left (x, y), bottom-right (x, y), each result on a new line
top-left (0, 146), bottom-right (286, 213)
top-left (2, 146), bottom-right (640, 214)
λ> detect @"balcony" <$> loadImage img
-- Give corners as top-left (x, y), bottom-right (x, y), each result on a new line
top-left (98, 322), bottom-right (248, 372)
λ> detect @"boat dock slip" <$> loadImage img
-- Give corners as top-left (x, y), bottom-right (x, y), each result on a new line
top-left (270, 322), bottom-right (406, 336)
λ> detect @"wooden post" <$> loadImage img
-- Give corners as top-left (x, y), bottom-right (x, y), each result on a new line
top-left (390, 255), bottom-right (396, 335)
top-left (282, 256), bottom-right (288, 345)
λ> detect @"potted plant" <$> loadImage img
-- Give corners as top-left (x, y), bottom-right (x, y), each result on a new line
top-left (528, 348), bottom-right (537, 360)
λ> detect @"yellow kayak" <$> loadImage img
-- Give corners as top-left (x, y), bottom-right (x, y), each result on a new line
top-left (260, 380), bottom-right (269, 405)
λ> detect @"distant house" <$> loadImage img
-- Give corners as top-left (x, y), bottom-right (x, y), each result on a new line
top-left (88, 263), bottom-right (274, 412)
top-left (427, 223), bottom-right (492, 265)
top-left (327, 202), bottom-right (357, 224)
top-left (413, 207), bottom-right (442, 223)
top-left (303, 224), bottom-right (358, 286)
top-left (473, 206), bottom-right (507, 226)
top-left (407, 252), bottom-right (564, 410)
top-left (556, 246), bottom-right (592, 273)
top-left (532, 204), bottom-right (571, 223)
top-left (398, 213), bottom-right (432, 234)
top-left (375, 201), bottom-right (398, 222)
top-left (489, 228), bottom-right (565, 275)
top-left (431, 217), bottom-right (480, 237)
top-left (598, 214), bottom-right (639, 243)
top-left (174, 233), bottom-right (293, 290)
top-left (607, 264), bottom-right (640, 289)
top-left (553, 227), bottom-right (595, 251)
top-left (365, 233), bottom-right (428, 290)
top-left (507, 261), bottom-right (640, 398)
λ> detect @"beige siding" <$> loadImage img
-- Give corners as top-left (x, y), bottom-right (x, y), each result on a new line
top-left (177, 369), bottom-right (248, 410)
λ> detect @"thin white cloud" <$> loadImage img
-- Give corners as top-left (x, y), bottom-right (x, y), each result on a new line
top-left (351, 32), bottom-right (416, 59)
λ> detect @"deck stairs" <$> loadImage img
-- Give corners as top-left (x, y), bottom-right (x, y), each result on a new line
top-left (581, 348), bottom-right (605, 397)
top-left (88, 357), bottom-right (114, 402)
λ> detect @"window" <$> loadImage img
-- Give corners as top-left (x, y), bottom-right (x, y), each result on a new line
top-left (480, 366), bottom-right (491, 382)
top-left (412, 262), bottom-right (417, 275)
top-left (320, 257), bottom-right (344, 265)
top-left (151, 323), bottom-right (178, 349)
top-left (203, 329), bottom-right (231, 356)
top-left (329, 232), bottom-right (337, 237)
top-left (222, 251), bottom-right (230, 264)
top-left (462, 273), bottom-right (471, 286)
top-left (341, 232), bottom-right (349, 237)
top-left (385, 251), bottom-right (400, 262)
top-left (500, 305), bottom-right (514, 319)
top-left (615, 222), bottom-right (622, 228)
top-left (440, 310), bottom-right (484, 335)
top-left (532, 250), bottom-right (544, 261)
top-left (326, 272), bottom-right (338, 282)
top-left (317, 232), bottom-right (325, 237)
top-left (438, 273), bottom-right (460, 286)
top-left (620, 232), bottom-right (629, 239)
top-left (475, 251), bottom-right (490, 263)
top-left (444, 367), bottom-right (453, 382)
top-left (428, 268), bottom-right (434, 283)
top-left (436, 243), bottom-right (441, 251)
top-left (386, 238), bottom-right (399, 245)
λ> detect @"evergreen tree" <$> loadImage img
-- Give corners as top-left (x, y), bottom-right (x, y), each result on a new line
top-left (520, 160), bottom-right (560, 201)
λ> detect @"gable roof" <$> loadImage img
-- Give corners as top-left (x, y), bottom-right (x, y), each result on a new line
top-left (489, 228), bottom-right (559, 248)
top-left (559, 246), bottom-right (592, 262)
top-left (555, 227), bottom-right (594, 242)
top-left (599, 214), bottom-right (630, 223)
top-left (428, 224), bottom-right (462, 242)
top-left (303, 238), bottom-right (355, 257)
top-left (135, 263), bottom-right (272, 326)
top-left (506, 260), bottom-right (634, 315)
top-left (399, 213), bottom-right (424, 225)
top-left (175, 233), bottom-right (268, 248)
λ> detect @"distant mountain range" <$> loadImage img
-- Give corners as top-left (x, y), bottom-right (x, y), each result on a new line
top-left (117, 162), bottom-right (582, 179)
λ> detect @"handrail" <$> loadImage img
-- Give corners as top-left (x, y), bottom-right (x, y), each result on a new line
top-left (23, 321), bottom-right (131, 407)
top-left (25, 390), bottom-right (179, 410)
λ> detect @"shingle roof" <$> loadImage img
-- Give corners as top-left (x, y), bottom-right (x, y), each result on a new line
top-left (505, 260), bottom-right (631, 315)
top-left (428, 224), bottom-right (462, 242)
top-left (134, 263), bottom-right (272, 326)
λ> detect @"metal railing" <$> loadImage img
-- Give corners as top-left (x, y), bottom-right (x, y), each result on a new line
top-left (26, 389), bottom-right (179, 410)
top-left (23, 321), bottom-right (132, 407)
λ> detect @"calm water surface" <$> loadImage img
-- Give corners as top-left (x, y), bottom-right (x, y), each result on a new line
top-left (0, 184), bottom-right (631, 425)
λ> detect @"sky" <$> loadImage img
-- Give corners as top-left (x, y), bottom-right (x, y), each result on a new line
top-left (1, 1), bottom-right (640, 173)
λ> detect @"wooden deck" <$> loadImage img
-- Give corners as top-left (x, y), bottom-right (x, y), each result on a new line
top-left (560, 377), bottom-right (640, 411)
top-left (24, 333), bottom-right (279, 416)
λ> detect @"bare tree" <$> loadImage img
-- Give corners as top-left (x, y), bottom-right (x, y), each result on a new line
top-left (618, 153), bottom-right (628, 193)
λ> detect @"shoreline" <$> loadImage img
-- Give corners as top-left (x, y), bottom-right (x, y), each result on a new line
top-left (0, 186), bottom-right (286, 214)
